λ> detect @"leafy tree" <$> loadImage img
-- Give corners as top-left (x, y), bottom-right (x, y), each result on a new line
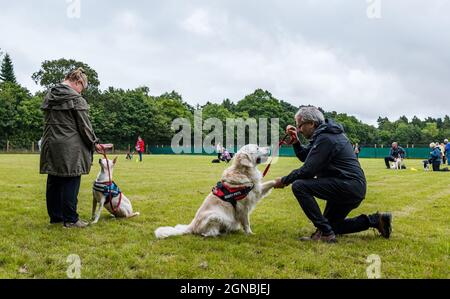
top-left (438, 116), bottom-right (450, 141)
top-left (421, 122), bottom-right (439, 142)
top-left (0, 82), bottom-right (32, 148)
top-left (235, 89), bottom-right (283, 118)
top-left (14, 95), bottom-right (44, 147)
top-left (442, 115), bottom-right (450, 129)
top-left (150, 91), bottom-right (194, 146)
top-left (234, 89), bottom-right (288, 142)
top-left (222, 98), bottom-right (236, 113)
top-left (90, 87), bottom-right (158, 148)
top-left (32, 58), bottom-right (100, 91)
top-left (200, 102), bottom-right (235, 144)
top-left (202, 102), bottom-right (234, 122)
top-left (411, 116), bottom-right (424, 129)
top-left (2, 56), bottom-right (450, 150)
top-left (331, 113), bottom-right (378, 145)
top-left (377, 117), bottom-right (393, 131)
top-left (398, 115), bottom-right (409, 124)
top-left (393, 122), bottom-right (414, 145)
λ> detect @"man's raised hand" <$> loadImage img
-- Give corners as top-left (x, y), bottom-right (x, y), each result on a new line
top-left (285, 125), bottom-right (299, 145)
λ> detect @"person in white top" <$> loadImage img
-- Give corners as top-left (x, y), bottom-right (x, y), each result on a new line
top-left (216, 143), bottom-right (224, 160)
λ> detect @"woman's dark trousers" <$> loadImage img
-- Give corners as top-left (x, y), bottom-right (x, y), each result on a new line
top-left (46, 175), bottom-right (81, 224)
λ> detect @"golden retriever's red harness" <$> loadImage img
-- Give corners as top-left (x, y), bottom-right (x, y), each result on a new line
top-left (212, 134), bottom-right (289, 208)
top-left (212, 181), bottom-right (254, 208)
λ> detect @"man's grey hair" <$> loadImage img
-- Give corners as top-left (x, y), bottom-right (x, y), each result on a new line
top-left (295, 106), bottom-right (325, 126)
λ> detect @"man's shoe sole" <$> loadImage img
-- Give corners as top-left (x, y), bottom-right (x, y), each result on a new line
top-left (380, 213), bottom-right (392, 239)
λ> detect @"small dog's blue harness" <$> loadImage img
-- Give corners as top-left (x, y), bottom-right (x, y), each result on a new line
top-left (93, 181), bottom-right (121, 202)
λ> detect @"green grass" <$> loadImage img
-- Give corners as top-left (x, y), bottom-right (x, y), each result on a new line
top-left (0, 154), bottom-right (448, 278)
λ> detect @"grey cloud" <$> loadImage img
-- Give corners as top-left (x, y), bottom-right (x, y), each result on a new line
top-left (0, 0), bottom-right (448, 125)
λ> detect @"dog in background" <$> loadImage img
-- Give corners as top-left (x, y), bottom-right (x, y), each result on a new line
top-left (391, 155), bottom-right (403, 170)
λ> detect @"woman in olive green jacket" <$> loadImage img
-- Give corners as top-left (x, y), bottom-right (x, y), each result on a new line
top-left (40, 68), bottom-right (109, 228)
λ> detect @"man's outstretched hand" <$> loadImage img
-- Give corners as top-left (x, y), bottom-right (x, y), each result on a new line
top-left (274, 177), bottom-right (287, 189)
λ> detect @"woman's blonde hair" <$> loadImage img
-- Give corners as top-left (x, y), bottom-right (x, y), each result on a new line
top-left (65, 67), bottom-right (88, 89)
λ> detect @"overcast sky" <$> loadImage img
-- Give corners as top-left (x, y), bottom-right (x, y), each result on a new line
top-left (0, 0), bottom-right (448, 125)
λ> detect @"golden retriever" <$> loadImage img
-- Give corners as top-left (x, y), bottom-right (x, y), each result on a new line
top-left (155, 144), bottom-right (276, 238)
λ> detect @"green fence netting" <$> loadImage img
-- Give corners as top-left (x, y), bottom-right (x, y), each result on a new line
top-left (149, 146), bottom-right (433, 159)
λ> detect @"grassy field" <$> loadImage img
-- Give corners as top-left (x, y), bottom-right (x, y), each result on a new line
top-left (0, 154), bottom-right (448, 279)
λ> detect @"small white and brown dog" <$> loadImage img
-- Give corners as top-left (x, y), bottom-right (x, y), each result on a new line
top-left (155, 144), bottom-right (276, 238)
top-left (91, 157), bottom-right (139, 224)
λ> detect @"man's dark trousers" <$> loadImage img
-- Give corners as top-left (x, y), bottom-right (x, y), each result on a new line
top-left (432, 161), bottom-right (441, 171)
top-left (46, 175), bottom-right (81, 224)
top-left (384, 156), bottom-right (395, 168)
top-left (292, 178), bottom-right (371, 235)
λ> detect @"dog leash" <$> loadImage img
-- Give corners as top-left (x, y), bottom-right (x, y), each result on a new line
top-left (96, 144), bottom-right (122, 213)
top-left (262, 134), bottom-right (289, 177)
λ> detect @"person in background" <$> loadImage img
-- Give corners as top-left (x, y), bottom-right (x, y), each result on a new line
top-left (353, 143), bottom-right (361, 159)
top-left (444, 139), bottom-right (450, 166)
top-left (221, 148), bottom-right (232, 163)
top-left (384, 142), bottom-right (406, 169)
top-left (439, 142), bottom-right (446, 165)
top-left (135, 136), bottom-right (145, 162)
top-left (435, 141), bottom-right (443, 164)
top-left (428, 143), bottom-right (442, 171)
top-left (37, 137), bottom-right (42, 152)
top-left (216, 142), bottom-right (224, 160)
top-left (126, 149), bottom-right (134, 160)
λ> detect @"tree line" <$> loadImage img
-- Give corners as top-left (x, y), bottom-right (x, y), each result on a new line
top-left (0, 52), bottom-right (449, 151)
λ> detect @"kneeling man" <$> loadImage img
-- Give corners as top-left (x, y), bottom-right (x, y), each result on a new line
top-left (274, 106), bottom-right (392, 243)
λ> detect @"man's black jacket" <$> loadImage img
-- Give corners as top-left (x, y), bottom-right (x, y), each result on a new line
top-left (281, 119), bottom-right (367, 197)
top-left (389, 146), bottom-right (406, 159)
